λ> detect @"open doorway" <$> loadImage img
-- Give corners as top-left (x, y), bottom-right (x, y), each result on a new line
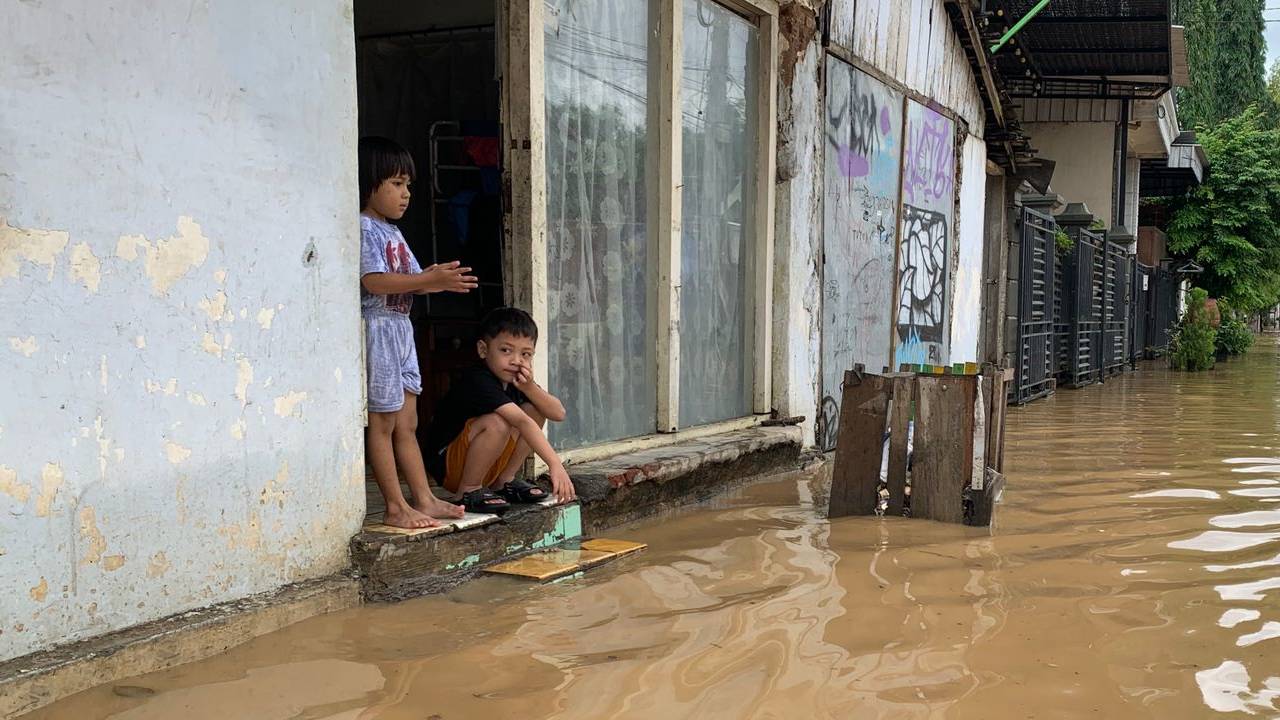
top-left (354, 1), bottom-right (505, 434)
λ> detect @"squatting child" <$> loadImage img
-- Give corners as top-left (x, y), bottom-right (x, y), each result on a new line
top-left (359, 136), bottom-right (476, 529)
top-left (422, 308), bottom-right (576, 514)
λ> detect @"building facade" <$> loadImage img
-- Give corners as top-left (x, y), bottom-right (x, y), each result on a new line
top-left (2, 0), bottom-right (1036, 666)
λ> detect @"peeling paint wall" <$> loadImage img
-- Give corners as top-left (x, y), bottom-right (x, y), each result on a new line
top-left (772, 16), bottom-right (824, 449)
top-left (0, 1), bottom-right (365, 661)
top-left (777, 0), bottom-right (988, 448)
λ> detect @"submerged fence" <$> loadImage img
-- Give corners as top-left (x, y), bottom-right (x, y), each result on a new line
top-left (1010, 206), bottom-right (1181, 405)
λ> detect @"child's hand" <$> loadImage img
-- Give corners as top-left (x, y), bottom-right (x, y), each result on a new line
top-left (422, 261), bottom-right (478, 293)
top-left (513, 362), bottom-right (535, 389)
top-left (548, 465), bottom-right (576, 504)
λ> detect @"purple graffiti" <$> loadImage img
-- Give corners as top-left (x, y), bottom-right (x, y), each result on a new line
top-left (880, 106), bottom-right (891, 135)
top-left (904, 108), bottom-right (954, 206)
top-left (837, 147), bottom-right (871, 178)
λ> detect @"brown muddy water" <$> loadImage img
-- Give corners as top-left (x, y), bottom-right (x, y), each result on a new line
top-left (26, 338), bottom-right (1280, 719)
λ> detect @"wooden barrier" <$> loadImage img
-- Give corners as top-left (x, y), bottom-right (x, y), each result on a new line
top-left (828, 365), bottom-right (1012, 526)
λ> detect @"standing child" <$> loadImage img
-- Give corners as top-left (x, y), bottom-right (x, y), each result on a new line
top-left (359, 136), bottom-right (475, 529)
top-left (422, 308), bottom-right (576, 514)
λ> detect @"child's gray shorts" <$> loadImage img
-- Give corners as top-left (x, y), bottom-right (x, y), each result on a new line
top-left (364, 313), bottom-right (422, 413)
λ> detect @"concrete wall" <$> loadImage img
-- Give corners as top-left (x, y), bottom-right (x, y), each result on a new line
top-left (950, 134), bottom-right (987, 364)
top-left (1023, 121), bottom-right (1117, 228)
top-left (0, 1), bottom-right (366, 661)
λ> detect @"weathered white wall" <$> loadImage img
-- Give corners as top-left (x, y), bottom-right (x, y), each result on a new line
top-left (773, 22), bottom-right (824, 448)
top-left (830, 0), bottom-right (985, 134)
top-left (0, 1), bottom-right (366, 661)
top-left (950, 134), bottom-right (987, 363)
top-left (1023, 122), bottom-right (1117, 228)
top-left (776, 0), bottom-right (988, 448)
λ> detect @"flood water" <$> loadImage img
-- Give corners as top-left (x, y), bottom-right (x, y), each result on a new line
top-left (26, 338), bottom-right (1280, 719)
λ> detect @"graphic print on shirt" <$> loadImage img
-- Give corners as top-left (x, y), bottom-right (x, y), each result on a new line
top-left (385, 240), bottom-right (413, 314)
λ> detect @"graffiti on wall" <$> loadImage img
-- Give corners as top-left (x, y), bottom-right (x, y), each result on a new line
top-left (820, 58), bottom-right (903, 449)
top-left (896, 101), bottom-right (955, 367)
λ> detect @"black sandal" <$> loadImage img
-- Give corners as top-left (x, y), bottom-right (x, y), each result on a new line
top-left (458, 488), bottom-right (510, 515)
top-left (496, 478), bottom-right (549, 504)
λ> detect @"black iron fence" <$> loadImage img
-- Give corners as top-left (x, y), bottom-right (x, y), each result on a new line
top-left (1011, 207), bottom-right (1057, 404)
top-left (1009, 207), bottom-right (1182, 406)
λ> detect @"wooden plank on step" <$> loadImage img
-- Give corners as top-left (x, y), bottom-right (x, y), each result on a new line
top-left (912, 375), bottom-right (977, 524)
top-left (885, 375), bottom-right (914, 516)
top-left (829, 368), bottom-right (891, 519)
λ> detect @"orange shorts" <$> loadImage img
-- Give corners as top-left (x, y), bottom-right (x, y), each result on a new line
top-left (441, 417), bottom-right (519, 493)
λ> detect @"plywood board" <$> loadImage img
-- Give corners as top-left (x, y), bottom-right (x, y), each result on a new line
top-left (829, 370), bottom-right (891, 518)
top-left (484, 549), bottom-right (614, 581)
top-left (363, 511), bottom-right (498, 537)
top-left (911, 375), bottom-right (976, 523)
top-left (581, 538), bottom-right (647, 557)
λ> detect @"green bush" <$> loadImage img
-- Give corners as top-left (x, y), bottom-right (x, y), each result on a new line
top-left (1054, 228), bottom-right (1074, 254)
top-left (1216, 316), bottom-right (1255, 355)
top-left (1171, 288), bottom-right (1218, 371)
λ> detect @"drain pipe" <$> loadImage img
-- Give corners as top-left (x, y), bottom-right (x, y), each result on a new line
top-left (989, 0), bottom-right (1052, 54)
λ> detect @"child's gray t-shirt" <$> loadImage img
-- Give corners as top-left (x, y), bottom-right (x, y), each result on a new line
top-left (359, 215), bottom-right (422, 316)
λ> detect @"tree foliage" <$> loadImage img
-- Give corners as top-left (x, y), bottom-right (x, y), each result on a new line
top-left (1167, 107), bottom-right (1280, 312)
top-left (1177, 0), bottom-right (1276, 129)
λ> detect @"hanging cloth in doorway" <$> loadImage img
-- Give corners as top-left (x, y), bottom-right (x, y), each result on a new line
top-left (463, 136), bottom-right (499, 168)
top-left (448, 190), bottom-right (478, 244)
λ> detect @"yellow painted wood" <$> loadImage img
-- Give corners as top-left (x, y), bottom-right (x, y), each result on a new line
top-left (484, 549), bottom-right (614, 581)
top-left (580, 539), bottom-right (647, 557)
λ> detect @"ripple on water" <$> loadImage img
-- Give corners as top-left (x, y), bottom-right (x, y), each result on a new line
top-left (1218, 608), bottom-right (1262, 628)
top-left (1132, 489), bottom-right (1221, 500)
top-left (1196, 661), bottom-right (1280, 714)
top-left (1168, 530), bottom-right (1280, 552)
top-left (1210, 510), bottom-right (1280, 528)
top-left (1214, 576), bottom-right (1280, 601)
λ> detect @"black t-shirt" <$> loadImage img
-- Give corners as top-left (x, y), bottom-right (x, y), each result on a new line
top-left (423, 364), bottom-right (529, 457)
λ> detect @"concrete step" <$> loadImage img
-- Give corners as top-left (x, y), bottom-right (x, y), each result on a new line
top-left (350, 425), bottom-right (802, 601)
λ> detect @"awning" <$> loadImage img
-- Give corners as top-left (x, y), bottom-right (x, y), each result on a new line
top-left (1140, 131), bottom-right (1207, 197)
top-left (988, 0), bottom-right (1175, 99)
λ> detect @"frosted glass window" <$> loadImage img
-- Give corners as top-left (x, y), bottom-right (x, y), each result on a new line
top-left (679, 0), bottom-right (758, 427)
top-left (544, 0), bottom-right (657, 447)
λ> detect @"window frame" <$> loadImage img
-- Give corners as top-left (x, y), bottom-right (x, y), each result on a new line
top-left (503, 0), bottom-right (778, 463)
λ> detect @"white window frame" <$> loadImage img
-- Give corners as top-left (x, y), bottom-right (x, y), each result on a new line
top-left (503, 0), bottom-right (777, 465)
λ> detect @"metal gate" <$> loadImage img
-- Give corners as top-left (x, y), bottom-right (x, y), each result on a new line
top-left (1012, 207), bottom-right (1057, 404)
top-left (1149, 267), bottom-right (1179, 355)
top-left (1101, 242), bottom-right (1129, 375)
top-left (1129, 261), bottom-right (1153, 361)
top-left (1059, 227), bottom-right (1105, 388)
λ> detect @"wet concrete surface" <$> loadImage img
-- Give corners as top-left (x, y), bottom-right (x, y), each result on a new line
top-left (24, 338), bottom-right (1280, 718)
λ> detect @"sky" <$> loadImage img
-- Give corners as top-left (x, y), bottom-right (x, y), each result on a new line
top-left (1269, 8), bottom-right (1280, 73)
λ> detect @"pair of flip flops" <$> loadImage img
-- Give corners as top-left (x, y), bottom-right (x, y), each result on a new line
top-left (457, 479), bottom-right (549, 515)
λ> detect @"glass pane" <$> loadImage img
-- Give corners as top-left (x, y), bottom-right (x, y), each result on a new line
top-left (544, 0), bottom-right (657, 449)
top-left (679, 0), bottom-right (758, 427)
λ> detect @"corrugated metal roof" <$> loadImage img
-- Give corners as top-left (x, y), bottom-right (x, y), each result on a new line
top-left (989, 0), bottom-right (1172, 98)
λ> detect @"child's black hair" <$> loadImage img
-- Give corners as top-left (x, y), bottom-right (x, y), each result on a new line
top-left (358, 136), bottom-right (416, 210)
top-left (479, 307), bottom-right (539, 344)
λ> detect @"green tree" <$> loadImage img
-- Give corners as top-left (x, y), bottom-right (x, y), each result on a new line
top-left (1167, 106), bottom-right (1280, 311)
top-left (1177, 0), bottom-right (1275, 128)
top-left (1268, 58), bottom-right (1280, 111)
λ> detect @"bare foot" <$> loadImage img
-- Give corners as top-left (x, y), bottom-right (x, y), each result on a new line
top-left (413, 496), bottom-right (465, 519)
top-left (382, 505), bottom-right (440, 529)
